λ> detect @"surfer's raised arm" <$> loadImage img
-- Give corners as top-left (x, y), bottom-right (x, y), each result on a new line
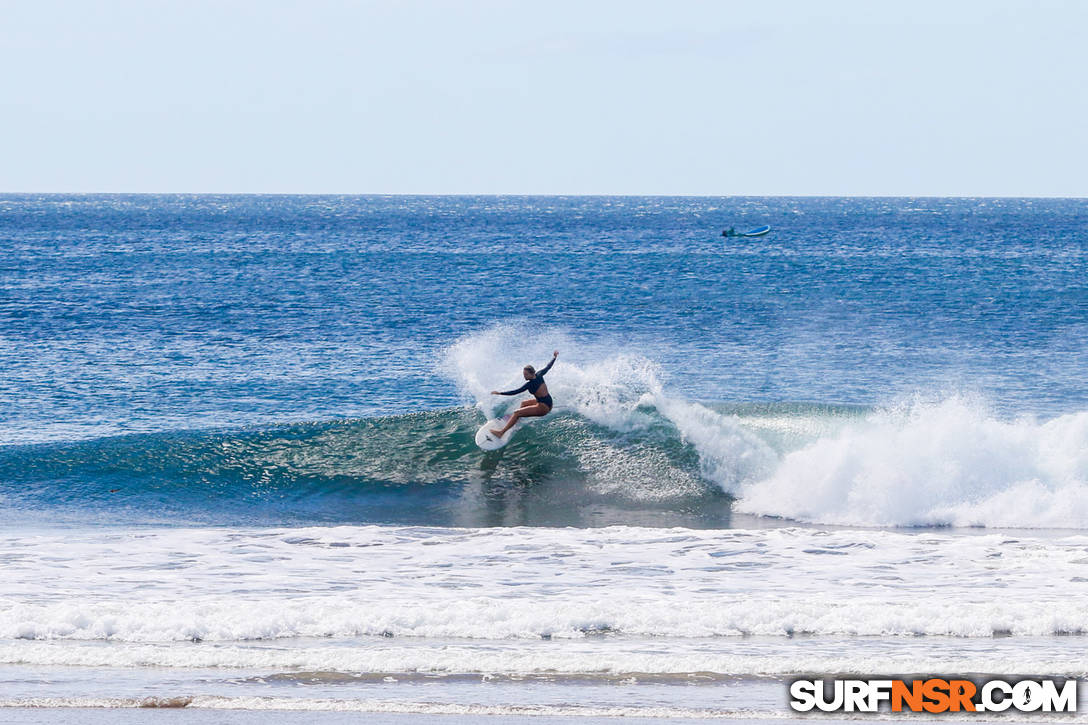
top-left (536, 350), bottom-right (558, 377)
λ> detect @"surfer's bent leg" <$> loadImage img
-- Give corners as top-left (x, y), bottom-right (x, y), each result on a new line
top-left (491, 402), bottom-right (552, 437)
top-left (518, 402), bottom-right (551, 419)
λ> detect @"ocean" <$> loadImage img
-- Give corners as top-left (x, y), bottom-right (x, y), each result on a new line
top-left (2, 194), bottom-right (1088, 721)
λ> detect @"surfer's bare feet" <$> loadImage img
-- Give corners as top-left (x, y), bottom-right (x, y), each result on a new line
top-left (490, 428), bottom-right (504, 437)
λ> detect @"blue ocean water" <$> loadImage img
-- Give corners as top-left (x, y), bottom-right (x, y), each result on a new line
top-left (1, 195), bottom-right (1087, 528)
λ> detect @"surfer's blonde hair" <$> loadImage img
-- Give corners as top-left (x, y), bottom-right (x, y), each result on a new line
top-left (523, 365), bottom-right (536, 375)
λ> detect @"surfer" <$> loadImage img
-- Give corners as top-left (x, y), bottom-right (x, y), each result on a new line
top-left (489, 350), bottom-right (558, 437)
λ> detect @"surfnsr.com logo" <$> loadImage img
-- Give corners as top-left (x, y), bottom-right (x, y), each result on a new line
top-left (789, 678), bottom-right (1078, 713)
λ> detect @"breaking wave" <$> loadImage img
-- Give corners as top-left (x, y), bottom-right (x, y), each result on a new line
top-left (5, 325), bottom-right (1088, 530)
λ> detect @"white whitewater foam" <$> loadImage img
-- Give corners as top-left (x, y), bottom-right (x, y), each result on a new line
top-left (4, 525), bottom-right (1088, 646)
top-left (653, 396), bottom-right (777, 491)
top-left (737, 397), bottom-right (1088, 528)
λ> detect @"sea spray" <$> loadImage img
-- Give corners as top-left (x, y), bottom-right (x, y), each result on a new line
top-left (441, 325), bottom-right (776, 501)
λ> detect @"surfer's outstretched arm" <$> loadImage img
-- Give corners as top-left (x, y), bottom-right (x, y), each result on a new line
top-left (492, 382), bottom-right (530, 396)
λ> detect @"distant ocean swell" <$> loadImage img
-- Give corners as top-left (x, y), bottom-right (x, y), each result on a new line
top-left (6, 326), bottom-right (1088, 529)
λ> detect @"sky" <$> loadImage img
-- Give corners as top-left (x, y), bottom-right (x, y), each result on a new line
top-left (1, 0), bottom-right (1086, 196)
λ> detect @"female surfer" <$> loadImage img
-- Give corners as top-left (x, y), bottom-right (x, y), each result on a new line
top-left (489, 350), bottom-right (558, 437)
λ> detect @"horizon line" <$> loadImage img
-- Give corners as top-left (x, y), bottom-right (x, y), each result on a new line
top-left (1, 191), bottom-right (1086, 200)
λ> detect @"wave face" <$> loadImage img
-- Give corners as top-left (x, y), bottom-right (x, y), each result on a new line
top-left (0, 405), bottom-right (747, 529)
top-left (5, 325), bottom-right (1088, 530)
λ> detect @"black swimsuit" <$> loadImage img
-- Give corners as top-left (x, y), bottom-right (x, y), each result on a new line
top-left (497, 357), bottom-right (555, 409)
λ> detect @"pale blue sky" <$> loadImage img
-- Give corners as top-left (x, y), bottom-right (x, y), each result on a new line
top-left (2, 0), bottom-right (1085, 195)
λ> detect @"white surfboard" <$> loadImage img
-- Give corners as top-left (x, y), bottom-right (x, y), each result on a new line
top-left (475, 415), bottom-right (525, 450)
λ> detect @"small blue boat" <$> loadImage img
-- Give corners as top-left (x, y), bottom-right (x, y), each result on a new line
top-left (740, 225), bottom-right (771, 237)
top-left (722, 225), bottom-right (771, 238)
